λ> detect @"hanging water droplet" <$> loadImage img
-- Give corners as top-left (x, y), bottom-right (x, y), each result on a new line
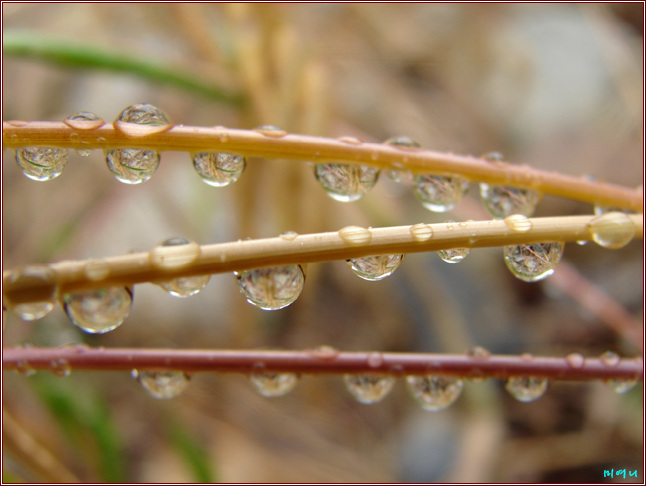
top-left (134, 370), bottom-right (189, 399)
top-left (76, 146), bottom-right (93, 157)
top-left (406, 375), bottom-right (464, 411)
top-left (346, 254), bottom-right (403, 281)
top-left (480, 184), bottom-right (541, 218)
top-left (503, 242), bottom-right (563, 282)
top-left (64, 111), bottom-right (104, 131)
top-left (315, 163), bottom-right (380, 202)
top-left (600, 350), bottom-right (621, 367)
top-left (4, 265), bottom-right (57, 321)
top-left (15, 360), bottom-right (36, 377)
top-left (50, 358), bottom-right (72, 377)
top-left (413, 175), bottom-right (469, 212)
top-left (338, 226), bottom-right (372, 245)
top-left (504, 214), bottom-right (533, 232)
top-left (588, 212), bottom-right (635, 249)
top-left (606, 377), bottom-right (638, 394)
top-left (236, 265), bottom-right (305, 310)
top-left (113, 103), bottom-right (171, 137)
top-left (152, 238), bottom-right (209, 297)
top-left (410, 223), bottom-right (434, 241)
top-left (15, 147), bottom-right (69, 181)
top-left (192, 152), bottom-right (246, 187)
top-left (249, 372), bottom-right (299, 397)
top-left (384, 136), bottom-right (420, 183)
top-left (438, 248), bottom-right (470, 263)
top-left (62, 286), bottom-right (133, 334)
top-left (253, 125), bottom-right (288, 138)
top-left (344, 374), bottom-right (396, 404)
top-left (106, 148), bottom-right (160, 184)
top-left (505, 376), bottom-right (549, 402)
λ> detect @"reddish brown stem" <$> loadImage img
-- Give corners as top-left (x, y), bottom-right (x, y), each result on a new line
top-left (3, 346), bottom-right (642, 381)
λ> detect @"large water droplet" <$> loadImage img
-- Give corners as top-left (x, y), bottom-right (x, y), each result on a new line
top-left (151, 238), bottom-right (209, 297)
top-left (505, 376), bottom-right (549, 402)
top-left (344, 374), bottom-right (396, 404)
top-left (64, 111), bottom-right (104, 130)
top-left (438, 248), bottom-right (470, 263)
top-left (480, 184), bottom-right (541, 218)
top-left (338, 226), bottom-right (372, 245)
top-left (249, 372), bottom-right (299, 397)
top-left (606, 377), bottom-right (638, 394)
top-left (406, 375), bottom-right (464, 411)
top-left (134, 370), bottom-right (189, 399)
top-left (236, 265), bottom-right (305, 310)
top-left (410, 223), bottom-right (434, 241)
top-left (384, 136), bottom-right (420, 182)
top-left (106, 148), bottom-right (160, 184)
top-left (503, 242), bottom-right (563, 282)
top-left (4, 265), bottom-right (57, 321)
top-left (253, 125), bottom-right (287, 138)
top-left (413, 175), bottom-right (469, 212)
top-left (588, 212), bottom-right (635, 249)
top-left (314, 163), bottom-right (380, 202)
top-left (62, 286), bottom-right (133, 334)
top-left (346, 254), bottom-right (403, 281)
top-left (192, 152), bottom-right (246, 187)
top-left (15, 147), bottom-right (69, 181)
top-left (113, 103), bottom-right (171, 137)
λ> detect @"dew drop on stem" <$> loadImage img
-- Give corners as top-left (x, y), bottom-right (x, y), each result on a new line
top-left (315, 163), bottom-right (380, 202)
top-left (192, 152), bottom-right (246, 187)
top-left (4, 265), bottom-right (58, 321)
top-left (410, 223), bottom-right (434, 241)
top-left (16, 147), bottom-right (69, 181)
top-left (64, 111), bottom-right (105, 131)
top-left (134, 370), bottom-right (189, 399)
top-left (113, 103), bottom-right (171, 137)
top-left (344, 374), bottom-right (396, 404)
top-left (384, 136), bottom-right (420, 183)
top-left (588, 212), bottom-right (635, 249)
top-left (503, 214), bottom-right (533, 232)
top-left (503, 242), bottom-right (563, 282)
top-left (62, 286), bottom-right (133, 334)
top-left (413, 174), bottom-right (469, 212)
top-left (106, 148), bottom-right (160, 184)
top-left (599, 351), bottom-right (621, 367)
top-left (406, 375), bottom-right (464, 411)
top-left (253, 125), bottom-right (288, 138)
top-left (346, 254), bottom-right (403, 281)
top-left (338, 226), bottom-right (372, 245)
top-left (236, 265), bottom-right (305, 310)
top-left (438, 248), bottom-right (470, 263)
top-left (505, 376), bottom-right (549, 402)
top-left (249, 372), bottom-right (300, 397)
top-left (152, 238), bottom-right (210, 297)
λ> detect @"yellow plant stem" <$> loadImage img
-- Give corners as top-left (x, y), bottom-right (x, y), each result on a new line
top-left (3, 121), bottom-right (642, 211)
top-left (3, 214), bottom-right (642, 304)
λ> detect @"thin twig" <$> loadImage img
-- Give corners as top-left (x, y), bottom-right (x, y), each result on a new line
top-left (2, 122), bottom-right (642, 211)
top-left (3, 214), bottom-right (642, 304)
top-left (3, 346), bottom-right (642, 381)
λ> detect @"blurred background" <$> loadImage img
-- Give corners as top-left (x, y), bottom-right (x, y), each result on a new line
top-left (2, 3), bottom-right (643, 483)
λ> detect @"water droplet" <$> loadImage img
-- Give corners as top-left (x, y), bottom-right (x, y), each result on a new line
top-left (600, 351), bottom-right (621, 367)
top-left (338, 226), bottom-right (372, 245)
top-left (406, 375), bottom-right (464, 411)
top-left (106, 148), bottom-right (160, 184)
top-left (438, 248), bottom-right (470, 263)
top-left (249, 372), bottom-right (299, 397)
top-left (480, 183), bottom-right (541, 218)
top-left (64, 111), bottom-right (104, 130)
top-left (4, 265), bottom-right (57, 321)
top-left (410, 223), bottom-right (434, 241)
top-left (503, 242), bottom-right (563, 282)
top-left (337, 135), bottom-right (362, 145)
top-left (344, 374), bottom-right (396, 404)
top-left (504, 214), bottom-right (533, 232)
top-left (505, 376), bottom-right (549, 402)
top-left (50, 358), bottom-right (72, 377)
top-left (7, 120), bottom-right (28, 127)
top-left (366, 351), bottom-right (384, 368)
top-left (75, 146), bottom-right (94, 157)
top-left (565, 352), bottom-right (585, 369)
top-left (253, 125), bottom-right (287, 137)
top-left (385, 135), bottom-right (421, 150)
top-left (149, 237), bottom-right (201, 270)
top-left (134, 370), bottom-right (189, 399)
top-left (315, 163), bottom-right (380, 202)
top-left (308, 345), bottom-right (340, 361)
top-left (279, 231), bottom-right (299, 241)
top-left (236, 265), bottom-right (305, 310)
top-left (588, 212), bottom-right (635, 249)
top-left (482, 151), bottom-right (504, 162)
top-left (113, 103), bottom-right (171, 137)
top-left (15, 360), bottom-right (36, 376)
top-left (346, 254), bottom-right (403, 281)
top-left (576, 240), bottom-right (588, 246)
top-left (62, 286), bottom-right (133, 334)
top-left (15, 147), bottom-right (69, 181)
top-left (192, 152), bottom-right (246, 187)
top-left (466, 346), bottom-right (491, 359)
top-left (606, 377), bottom-right (638, 394)
top-left (84, 260), bottom-right (111, 281)
top-left (413, 175), bottom-right (469, 212)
